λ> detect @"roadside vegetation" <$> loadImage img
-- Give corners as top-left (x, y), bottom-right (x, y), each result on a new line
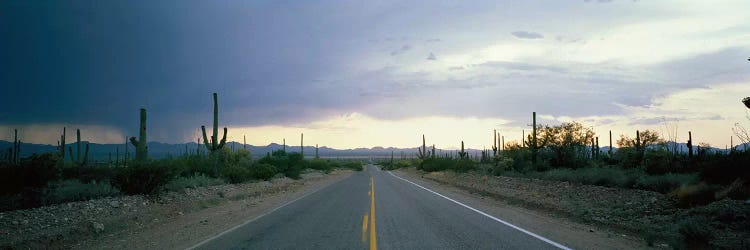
top-left (0, 93), bottom-right (363, 212)
top-left (378, 98), bottom-right (750, 249)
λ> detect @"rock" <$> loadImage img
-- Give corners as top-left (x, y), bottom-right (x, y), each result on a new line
top-left (109, 201), bottom-right (120, 208)
top-left (11, 220), bottom-right (18, 225)
top-left (589, 229), bottom-right (595, 233)
top-left (91, 221), bottom-right (104, 234)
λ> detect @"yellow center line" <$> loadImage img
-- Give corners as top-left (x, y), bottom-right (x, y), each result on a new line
top-left (370, 176), bottom-right (377, 250)
top-left (362, 214), bottom-right (369, 243)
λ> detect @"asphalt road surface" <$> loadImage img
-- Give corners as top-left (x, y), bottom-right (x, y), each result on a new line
top-left (190, 165), bottom-right (570, 250)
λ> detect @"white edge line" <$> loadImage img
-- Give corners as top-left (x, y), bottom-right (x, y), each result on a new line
top-left (185, 175), bottom-right (349, 250)
top-left (387, 171), bottom-right (573, 250)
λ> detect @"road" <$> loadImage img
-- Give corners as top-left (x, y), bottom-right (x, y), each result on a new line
top-left (190, 165), bottom-right (570, 250)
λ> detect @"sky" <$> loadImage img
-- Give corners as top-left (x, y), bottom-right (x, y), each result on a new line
top-left (2, 0), bottom-right (749, 149)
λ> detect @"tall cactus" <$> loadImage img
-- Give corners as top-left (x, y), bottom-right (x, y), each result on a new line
top-left (532, 112), bottom-right (538, 164)
top-left (417, 135), bottom-right (431, 159)
top-left (201, 93), bottom-right (227, 153)
top-left (458, 141), bottom-right (468, 159)
top-left (10, 129), bottom-right (20, 164)
top-left (129, 108), bottom-right (148, 162)
top-left (315, 144), bottom-right (319, 159)
top-left (609, 130), bottom-right (613, 156)
top-left (687, 131), bottom-right (693, 159)
top-left (491, 129), bottom-right (498, 157)
top-left (57, 127), bottom-right (66, 166)
top-left (68, 129), bottom-right (90, 167)
top-left (300, 133), bottom-right (304, 156)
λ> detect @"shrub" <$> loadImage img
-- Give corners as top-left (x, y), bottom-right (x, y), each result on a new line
top-left (669, 183), bottom-right (718, 208)
top-left (642, 149), bottom-right (673, 175)
top-left (111, 162), bottom-right (172, 195)
top-left (634, 173), bottom-right (698, 193)
top-left (0, 153), bottom-right (60, 195)
top-left (341, 161), bottom-right (364, 171)
top-left (420, 158), bottom-right (455, 172)
top-left (42, 179), bottom-right (120, 204)
top-left (671, 218), bottom-right (713, 249)
top-left (309, 158), bottom-right (332, 172)
top-left (249, 163), bottom-right (277, 180)
top-left (221, 164), bottom-right (251, 184)
top-left (453, 159), bottom-right (475, 173)
top-left (61, 165), bottom-right (115, 184)
top-left (161, 173), bottom-right (225, 192)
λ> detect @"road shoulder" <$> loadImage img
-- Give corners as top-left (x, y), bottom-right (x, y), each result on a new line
top-left (391, 168), bottom-right (652, 250)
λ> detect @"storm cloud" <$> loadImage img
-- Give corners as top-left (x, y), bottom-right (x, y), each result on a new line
top-left (1, 0), bottom-right (749, 146)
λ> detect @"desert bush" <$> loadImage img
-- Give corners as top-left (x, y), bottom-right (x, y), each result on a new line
top-left (111, 162), bottom-right (172, 195)
top-left (671, 217), bottom-right (714, 249)
top-left (669, 183), bottom-right (719, 208)
top-left (642, 149), bottom-right (673, 175)
top-left (700, 150), bottom-right (750, 185)
top-left (420, 157), bottom-right (454, 172)
top-left (453, 159), bottom-right (475, 173)
top-left (61, 165), bottom-right (115, 184)
top-left (161, 173), bottom-right (225, 192)
top-left (634, 173), bottom-right (698, 193)
top-left (249, 163), bottom-right (277, 180)
top-left (309, 158), bottom-right (332, 172)
top-left (341, 161), bottom-right (364, 171)
top-left (221, 164), bottom-right (251, 183)
top-left (0, 153), bottom-right (60, 195)
top-left (43, 179), bottom-right (120, 204)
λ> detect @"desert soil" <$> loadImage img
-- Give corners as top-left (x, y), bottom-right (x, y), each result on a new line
top-left (0, 169), bottom-right (352, 250)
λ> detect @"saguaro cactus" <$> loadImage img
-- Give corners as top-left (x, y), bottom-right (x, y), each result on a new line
top-left (68, 129), bottom-right (90, 167)
top-left (417, 135), bottom-right (431, 160)
top-left (201, 93), bottom-right (227, 153)
top-left (687, 131), bottom-right (693, 159)
top-left (57, 127), bottom-right (66, 166)
top-left (458, 141), bottom-right (468, 159)
top-left (609, 130), bottom-right (613, 156)
top-left (491, 129), bottom-right (498, 157)
top-left (129, 108), bottom-right (148, 162)
top-left (315, 144), bottom-right (319, 159)
top-left (300, 133), bottom-right (304, 156)
top-left (532, 112), bottom-right (538, 164)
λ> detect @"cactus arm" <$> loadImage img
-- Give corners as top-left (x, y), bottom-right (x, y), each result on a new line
top-left (130, 137), bottom-right (139, 147)
top-left (83, 143), bottom-right (90, 166)
top-left (218, 127), bottom-right (227, 149)
top-left (201, 125), bottom-right (211, 149)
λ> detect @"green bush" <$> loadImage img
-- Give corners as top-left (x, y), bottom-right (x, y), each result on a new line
top-left (162, 173), bottom-right (225, 192)
top-left (671, 218), bottom-right (713, 249)
top-left (634, 173), bottom-right (698, 193)
top-left (309, 158), bottom-right (332, 172)
top-left (642, 149), bottom-right (676, 175)
top-left (0, 153), bottom-right (60, 195)
top-left (454, 159), bottom-right (475, 173)
top-left (670, 183), bottom-right (718, 208)
top-left (111, 162), bottom-right (172, 195)
top-left (341, 161), bottom-right (364, 171)
top-left (222, 164), bottom-right (251, 184)
top-left (61, 165), bottom-right (115, 184)
top-left (249, 163), bottom-right (277, 180)
top-left (43, 179), bottom-right (120, 204)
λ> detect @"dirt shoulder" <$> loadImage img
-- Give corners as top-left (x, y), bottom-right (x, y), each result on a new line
top-left (392, 168), bottom-right (661, 250)
top-left (0, 170), bottom-right (352, 250)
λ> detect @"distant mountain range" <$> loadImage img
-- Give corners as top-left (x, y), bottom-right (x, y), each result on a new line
top-left (0, 140), bottom-right (746, 163)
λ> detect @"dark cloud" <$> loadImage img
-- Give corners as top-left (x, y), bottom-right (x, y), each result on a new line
top-left (390, 44), bottom-right (412, 56)
top-left (480, 61), bottom-right (568, 73)
top-left (511, 31), bottom-right (543, 39)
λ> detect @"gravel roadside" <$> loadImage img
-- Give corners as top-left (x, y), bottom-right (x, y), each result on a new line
top-left (0, 170), bottom-right (352, 249)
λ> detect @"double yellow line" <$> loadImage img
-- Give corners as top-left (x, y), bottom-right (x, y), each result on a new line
top-left (362, 176), bottom-right (377, 250)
